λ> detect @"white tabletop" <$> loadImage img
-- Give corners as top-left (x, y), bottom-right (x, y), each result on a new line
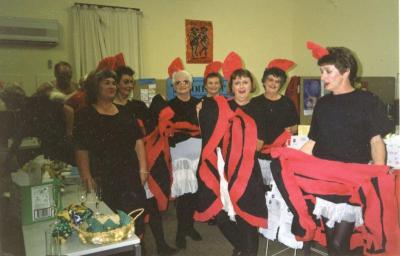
top-left (23, 184), bottom-right (141, 256)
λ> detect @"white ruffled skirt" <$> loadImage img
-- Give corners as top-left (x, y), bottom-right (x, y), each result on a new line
top-left (170, 138), bottom-right (202, 197)
top-left (313, 197), bottom-right (363, 228)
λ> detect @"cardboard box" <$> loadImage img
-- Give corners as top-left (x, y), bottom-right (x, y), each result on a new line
top-left (18, 179), bottom-right (62, 225)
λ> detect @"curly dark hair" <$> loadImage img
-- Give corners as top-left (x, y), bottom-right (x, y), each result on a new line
top-left (85, 69), bottom-right (116, 105)
top-left (115, 66), bottom-right (135, 83)
top-left (261, 67), bottom-right (287, 87)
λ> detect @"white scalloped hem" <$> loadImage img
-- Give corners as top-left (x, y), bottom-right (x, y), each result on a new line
top-left (313, 197), bottom-right (363, 228)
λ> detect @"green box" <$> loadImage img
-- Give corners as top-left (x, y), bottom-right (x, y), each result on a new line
top-left (18, 179), bottom-right (62, 225)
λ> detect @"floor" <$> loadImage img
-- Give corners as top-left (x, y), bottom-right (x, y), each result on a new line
top-left (142, 204), bottom-right (328, 256)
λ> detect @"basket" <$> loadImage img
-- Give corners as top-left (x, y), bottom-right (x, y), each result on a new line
top-left (72, 208), bottom-right (144, 244)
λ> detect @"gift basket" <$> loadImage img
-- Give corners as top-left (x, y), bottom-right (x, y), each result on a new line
top-left (53, 204), bottom-right (144, 245)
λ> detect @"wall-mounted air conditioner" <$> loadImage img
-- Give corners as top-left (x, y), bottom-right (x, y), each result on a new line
top-left (0, 16), bottom-right (59, 45)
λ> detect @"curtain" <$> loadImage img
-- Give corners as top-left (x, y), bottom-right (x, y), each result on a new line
top-left (72, 5), bottom-right (142, 79)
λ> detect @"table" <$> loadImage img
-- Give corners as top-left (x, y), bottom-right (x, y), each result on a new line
top-left (23, 184), bottom-right (141, 256)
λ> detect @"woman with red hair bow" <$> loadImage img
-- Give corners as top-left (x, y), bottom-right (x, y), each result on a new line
top-left (301, 46), bottom-right (394, 255)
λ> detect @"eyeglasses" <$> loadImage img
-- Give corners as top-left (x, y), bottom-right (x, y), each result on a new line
top-left (122, 79), bottom-right (135, 86)
top-left (174, 80), bottom-right (190, 86)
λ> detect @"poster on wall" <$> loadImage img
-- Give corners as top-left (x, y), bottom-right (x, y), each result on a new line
top-left (137, 78), bottom-right (157, 107)
top-left (303, 78), bottom-right (322, 116)
top-left (185, 19), bottom-right (213, 64)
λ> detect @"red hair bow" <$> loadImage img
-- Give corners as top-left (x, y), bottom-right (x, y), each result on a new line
top-left (204, 61), bottom-right (222, 77)
top-left (222, 52), bottom-right (243, 81)
top-left (306, 41), bottom-right (329, 60)
top-left (168, 57), bottom-right (184, 78)
top-left (96, 52), bottom-right (126, 71)
top-left (267, 59), bottom-right (295, 71)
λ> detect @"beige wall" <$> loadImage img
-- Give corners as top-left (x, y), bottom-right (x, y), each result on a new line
top-left (0, 0), bottom-right (397, 95)
top-left (292, 0), bottom-right (398, 77)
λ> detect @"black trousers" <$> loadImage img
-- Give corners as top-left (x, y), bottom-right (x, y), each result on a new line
top-left (216, 211), bottom-right (259, 255)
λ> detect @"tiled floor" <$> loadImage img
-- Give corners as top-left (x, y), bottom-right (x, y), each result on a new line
top-left (142, 205), bottom-right (328, 256)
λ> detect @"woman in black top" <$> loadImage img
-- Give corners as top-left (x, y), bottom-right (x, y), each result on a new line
top-left (251, 66), bottom-right (298, 185)
top-left (74, 69), bottom-right (147, 239)
top-left (113, 66), bottom-right (177, 255)
top-left (301, 46), bottom-right (394, 255)
top-left (168, 70), bottom-right (202, 249)
top-left (199, 69), bottom-right (267, 256)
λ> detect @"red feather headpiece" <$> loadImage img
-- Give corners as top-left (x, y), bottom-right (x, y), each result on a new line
top-left (96, 52), bottom-right (126, 71)
top-left (168, 57), bottom-right (184, 78)
top-left (222, 52), bottom-right (243, 81)
top-left (306, 41), bottom-right (329, 60)
top-left (267, 59), bottom-right (295, 72)
top-left (204, 61), bottom-right (222, 77)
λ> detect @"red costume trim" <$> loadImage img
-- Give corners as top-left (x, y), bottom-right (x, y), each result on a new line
top-left (194, 96), bottom-right (267, 228)
top-left (270, 147), bottom-right (400, 255)
top-left (144, 102), bottom-right (200, 211)
top-left (260, 129), bottom-right (292, 156)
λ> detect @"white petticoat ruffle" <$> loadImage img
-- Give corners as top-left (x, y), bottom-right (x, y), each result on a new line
top-left (217, 148), bottom-right (236, 221)
top-left (313, 197), bottom-right (364, 228)
top-left (144, 182), bottom-right (154, 199)
top-left (170, 138), bottom-right (202, 198)
top-left (258, 159), bottom-right (273, 185)
top-left (170, 157), bottom-right (199, 197)
top-left (259, 181), bottom-right (303, 249)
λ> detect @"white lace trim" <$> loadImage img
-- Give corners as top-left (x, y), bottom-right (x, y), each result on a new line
top-left (313, 197), bottom-right (364, 228)
top-left (259, 181), bottom-right (303, 249)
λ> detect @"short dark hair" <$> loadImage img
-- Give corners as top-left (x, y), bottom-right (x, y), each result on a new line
top-left (228, 69), bottom-right (256, 93)
top-left (0, 84), bottom-right (26, 110)
top-left (115, 66), bottom-right (135, 83)
top-left (85, 69), bottom-right (116, 105)
top-left (54, 61), bottom-right (72, 76)
top-left (203, 72), bottom-right (224, 89)
top-left (318, 47), bottom-right (358, 85)
top-left (261, 67), bottom-right (287, 87)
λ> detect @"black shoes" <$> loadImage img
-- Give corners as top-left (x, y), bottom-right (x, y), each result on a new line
top-left (187, 228), bottom-right (202, 241)
top-left (157, 243), bottom-right (179, 256)
top-left (175, 234), bottom-right (186, 249)
top-left (175, 228), bottom-right (201, 249)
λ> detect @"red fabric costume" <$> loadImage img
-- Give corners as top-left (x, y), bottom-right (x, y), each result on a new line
top-left (144, 95), bottom-right (200, 210)
top-left (270, 147), bottom-right (400, 255)
top-left (194, 96), bottom-right (267, 228)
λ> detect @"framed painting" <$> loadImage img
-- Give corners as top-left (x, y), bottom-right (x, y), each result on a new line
top-left (185, 19), bottom-right (213, 63)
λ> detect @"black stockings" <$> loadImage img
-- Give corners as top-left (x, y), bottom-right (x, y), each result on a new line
top-left (324, 218), bottom-right (355, 256)
top-left (303, 218), bottom-right (355, 256)
top-left (215, 211), bottom-right (259, 256)
top-left (176, 193), bottom-right (197, 236)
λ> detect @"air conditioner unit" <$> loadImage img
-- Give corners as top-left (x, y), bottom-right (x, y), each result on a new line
top-left (0, 16), bottom-right (59, 45)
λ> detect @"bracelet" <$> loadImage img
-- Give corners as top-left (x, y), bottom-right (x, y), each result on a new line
top-left (140, 170), bottom-right (150, 174)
